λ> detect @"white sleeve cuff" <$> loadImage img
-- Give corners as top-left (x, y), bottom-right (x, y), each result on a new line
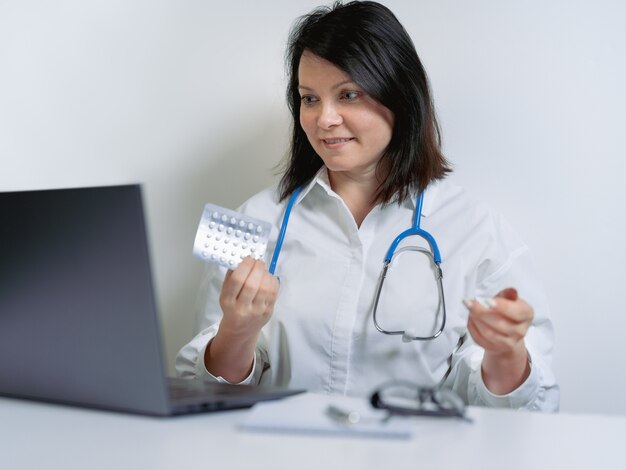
top-left (196, 339), bottom-right (258, 385)
top-left (176, 326), bottom-right (262, 385)
top-left (471, 354), bottom-right (541, 409)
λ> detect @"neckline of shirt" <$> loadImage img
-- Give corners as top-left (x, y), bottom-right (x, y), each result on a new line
top-left (292, 166), bottom-right (441, 218)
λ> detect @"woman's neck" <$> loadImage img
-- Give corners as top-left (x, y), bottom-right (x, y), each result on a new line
top-left (327, 169), bottom-right (380, 228)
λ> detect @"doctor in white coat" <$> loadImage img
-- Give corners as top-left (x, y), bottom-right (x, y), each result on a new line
top-left (177, 1), bottom-right (559, 412)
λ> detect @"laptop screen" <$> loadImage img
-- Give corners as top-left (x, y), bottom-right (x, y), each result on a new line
top-left (0, 185), bottom-right (171, 414)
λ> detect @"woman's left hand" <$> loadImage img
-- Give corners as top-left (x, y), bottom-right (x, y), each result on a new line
top-left (465, 287), bottom-right (533, 394)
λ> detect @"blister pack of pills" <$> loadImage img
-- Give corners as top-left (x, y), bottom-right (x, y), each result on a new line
top-left (192, 203), bottom-right (272, 270)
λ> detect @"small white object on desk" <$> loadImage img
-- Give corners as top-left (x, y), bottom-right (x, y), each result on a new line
top-left (240, 393), bottom-right (414, 439)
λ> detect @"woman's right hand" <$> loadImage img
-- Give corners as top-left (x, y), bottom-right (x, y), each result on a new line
top-left (219, 257), bottom-right (280, 337)
top-left (204, 257), bottom-right (279, 382)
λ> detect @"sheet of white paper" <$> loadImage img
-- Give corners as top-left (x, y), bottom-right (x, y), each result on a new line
top-left (239, 393), bottom-right (414, 439)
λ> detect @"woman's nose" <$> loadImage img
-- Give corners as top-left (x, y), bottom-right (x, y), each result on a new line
top-left (317, 103), bottom-right (343, 129)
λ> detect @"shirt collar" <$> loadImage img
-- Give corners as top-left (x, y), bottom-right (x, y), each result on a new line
top-left (287, 167), bottom-right (332, 206)
top-left (291, 165), bottom-right (441, 218)
top-left (407, 178), bottom-right (441, 218)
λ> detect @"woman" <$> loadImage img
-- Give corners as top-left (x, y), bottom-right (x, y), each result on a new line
top-left (177, 1), bottom-right (559, 411)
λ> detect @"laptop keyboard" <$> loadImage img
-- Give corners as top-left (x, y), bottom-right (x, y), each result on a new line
top-left (169, 377), bottom-right (226, 399)
top-left (167, 377), bottom-right (262, 400)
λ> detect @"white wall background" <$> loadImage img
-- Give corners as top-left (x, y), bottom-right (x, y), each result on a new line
top-left (1, 0), bottom-right (624, 415)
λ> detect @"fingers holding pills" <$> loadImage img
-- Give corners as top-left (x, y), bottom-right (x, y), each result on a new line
top-left (220, 257), bottom-right (279, 337)
top-left (252, 269), bottom-right (280, 315)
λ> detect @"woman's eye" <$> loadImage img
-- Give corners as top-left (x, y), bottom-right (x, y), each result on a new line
top-left (341, 91), bottom-right (360, 101)
top-left (301, 95), bottom-right (318, 105)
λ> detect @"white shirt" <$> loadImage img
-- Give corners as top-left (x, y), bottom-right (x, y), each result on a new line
top-left (176, 169), bottom-right (559, 411)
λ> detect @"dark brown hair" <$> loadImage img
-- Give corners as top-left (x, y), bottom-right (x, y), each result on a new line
top-left (279, 1), bottom-right (451, 204)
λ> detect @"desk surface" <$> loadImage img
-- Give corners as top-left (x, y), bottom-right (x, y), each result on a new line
top-left (2, 395), bottom-right (625, 470)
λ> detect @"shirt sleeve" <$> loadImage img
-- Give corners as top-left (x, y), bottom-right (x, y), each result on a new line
top-left (444, 214), bottom-right (560, 412)
top-left (174, 263), bottom-right (270, 385)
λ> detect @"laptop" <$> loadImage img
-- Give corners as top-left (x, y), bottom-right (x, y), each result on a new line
top-left (0, 184), bottom-right (303, 416)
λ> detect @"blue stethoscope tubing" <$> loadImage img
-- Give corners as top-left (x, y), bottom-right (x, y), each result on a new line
top-left (268, 187), bottom-right (446, 342)
top-left (268, 185), bottom-right (303, 275)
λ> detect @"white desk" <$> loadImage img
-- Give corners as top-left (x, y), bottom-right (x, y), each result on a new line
top-left (2, 395), bottom-right (625, 470)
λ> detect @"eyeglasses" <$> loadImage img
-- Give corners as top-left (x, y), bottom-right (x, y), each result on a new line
top-left (370, 380), bottom-right (471, 422)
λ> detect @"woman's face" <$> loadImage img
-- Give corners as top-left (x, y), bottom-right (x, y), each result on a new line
top-left (298, 51), bottom-right (394, 180)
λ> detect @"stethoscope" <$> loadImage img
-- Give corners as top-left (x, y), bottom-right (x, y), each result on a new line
top-left (268, 186), bottom-right (447, 342)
